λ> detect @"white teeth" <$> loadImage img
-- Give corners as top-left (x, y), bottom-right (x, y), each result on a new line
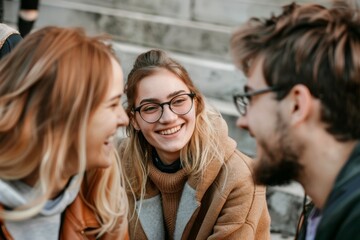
top-left (159, 125), bottom-right (181, 135)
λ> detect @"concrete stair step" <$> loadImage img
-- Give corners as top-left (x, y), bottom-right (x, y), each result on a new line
top-left (268, 183), bottom-right (305, 236)
top-left (4, 0), bottom-right (328, 60)
top-left (32, 0), bottom-right (329, 26)
top-left (193, 0), bottom-right (328, 26)
top-left (112, 41), bottom-right (243, 102)
top-left (65, 0), bottom-right (193, 20)
top-left (4, 0), bottom-right (233, 61)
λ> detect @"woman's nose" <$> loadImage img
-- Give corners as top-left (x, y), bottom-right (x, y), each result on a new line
top-left (158, 105), bottom-right (177, 123)
top-left (117, 106), bottom-right (129, 127)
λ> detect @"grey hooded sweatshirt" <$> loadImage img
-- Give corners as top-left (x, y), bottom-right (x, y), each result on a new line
top-left (0, 177), bottom-right (80, 240)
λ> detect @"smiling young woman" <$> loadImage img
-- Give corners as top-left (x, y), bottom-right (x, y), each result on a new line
top-left (0, 26), bottom-right (129, 239)
top-left (118, 49), bottom-right (271, 240)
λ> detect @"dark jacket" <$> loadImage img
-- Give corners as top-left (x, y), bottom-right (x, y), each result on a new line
top-left (297, 142), bottom-right (360, 240)
top-left (0, 23), bottom-right (22, 59)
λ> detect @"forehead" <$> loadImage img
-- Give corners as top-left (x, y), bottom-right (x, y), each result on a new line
top-left (108, 57), bottom-right (124, 97)
top-left (136, 68), bottom-right (189, 99)
top-left (247, 57), bottom-right (268, 88)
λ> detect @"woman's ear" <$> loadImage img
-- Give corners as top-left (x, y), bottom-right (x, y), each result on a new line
top-left (131, 116), bottom-right (140, 131)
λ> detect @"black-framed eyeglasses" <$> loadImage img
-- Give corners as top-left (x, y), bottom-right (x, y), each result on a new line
top-left (133, 93), bottom-right (196, 123)
top-left (233, 85), bottom-right (286, 116)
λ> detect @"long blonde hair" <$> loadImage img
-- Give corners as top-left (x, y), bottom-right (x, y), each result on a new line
top-left (119, 49), bottom-right (225, 200)
top-left (0, 26), bottom-right (127, 237)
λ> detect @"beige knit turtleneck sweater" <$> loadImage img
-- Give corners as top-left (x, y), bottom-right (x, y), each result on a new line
top-left (147, 161), bottom-right (188, 240)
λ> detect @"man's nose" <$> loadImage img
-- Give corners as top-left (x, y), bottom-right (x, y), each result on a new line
top-left (236, 115), bottom-right (249, 131)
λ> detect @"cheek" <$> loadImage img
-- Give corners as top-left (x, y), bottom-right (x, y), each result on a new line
top-left (186, 110), bottom-right (197, 133)
top-left (101, 111), bottom-right (122, 133)
top-left (190, 107), bottom-right (197, 122)
top-left (246, 109), bottom-right (262, 129)
top-left (135, 117), bottom-right (153, 137)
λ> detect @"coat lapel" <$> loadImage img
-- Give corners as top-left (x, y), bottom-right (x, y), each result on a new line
top-left (136, 195), bottom-right (165, 240)
top-left (174, 183), bottom-right (199, 240)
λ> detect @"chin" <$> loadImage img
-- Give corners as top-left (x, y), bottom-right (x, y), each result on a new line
top-left (86, 155), bottom-right (113, 170)
top-left (98, 156), bottom-right (113, 169)
top-left (164, 143), bottom-right (187, 153)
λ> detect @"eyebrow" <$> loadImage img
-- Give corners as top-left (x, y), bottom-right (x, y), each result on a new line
top-left (107, 94), bottom-right (122, 102)
top-left (139, 90), bottom-right (187, 105)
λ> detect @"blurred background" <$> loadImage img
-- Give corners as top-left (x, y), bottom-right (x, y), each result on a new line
top-left (2, 0), bottom-right (328, 238)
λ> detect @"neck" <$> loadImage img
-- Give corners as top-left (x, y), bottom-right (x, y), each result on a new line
top-left (152, 150), bottom-right (182, 173)
top-left (155, 149), bottom-right (181, 165)
top-left (22, 166), bottom-right (74, 199)
top-left (298, 138), bottom-right (357, 210)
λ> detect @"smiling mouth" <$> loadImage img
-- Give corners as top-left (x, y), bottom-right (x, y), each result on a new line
top-left (158, 125), bottom-right (182, 135)
top-left (104, 136), bottom-right (114, 146)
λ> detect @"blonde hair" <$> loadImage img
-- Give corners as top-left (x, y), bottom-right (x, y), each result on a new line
top-left (119, 49), bottom-right (225, 202)
top-left (0, 26), bottom-right (127, 237)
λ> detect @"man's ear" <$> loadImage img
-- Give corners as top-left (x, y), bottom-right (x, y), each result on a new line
top-left (286, 84), bottom-right (315, 126)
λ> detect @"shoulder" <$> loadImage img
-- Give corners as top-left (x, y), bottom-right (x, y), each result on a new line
top-left (322, 198), bottom-right (360, 239)
top-left (63, 195), bottom-right (99, 227)
top-left (0, 24), bottom-right (22, 58)
top-left (213, 150), bottom-right (263, 198)
top-left (224, 149), bottom-right (255, 183)
top-left (61, 195), bottom-right (100, 239)
top-left (4, 33), bottom-right (22, 48)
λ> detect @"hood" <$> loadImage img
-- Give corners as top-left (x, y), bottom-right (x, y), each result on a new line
top-left (0, 175), bottom-right (80, 216)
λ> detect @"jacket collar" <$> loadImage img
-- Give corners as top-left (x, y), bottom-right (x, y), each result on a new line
top-left (188, 116), bottom-right (237, 201)
top-left (64, 194), bottom-right (100, 230)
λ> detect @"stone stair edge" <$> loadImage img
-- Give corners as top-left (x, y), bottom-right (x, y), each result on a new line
top-left (113, 41), bottom-right (236, 70)
top-left (42, 0), bottom-right (233, 32)
top-left (46, 0), bottom-right (330, 27)
top-left (4, 0), bottom-right (235, 61)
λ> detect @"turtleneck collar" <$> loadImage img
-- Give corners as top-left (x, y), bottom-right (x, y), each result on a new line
top-left (152, 149), bottom-right (182, 173)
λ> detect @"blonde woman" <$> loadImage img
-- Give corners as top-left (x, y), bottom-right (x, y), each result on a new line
top-left (119, 49), bottom-right (271, 240)
top-left (0, 26), bottom-right (129, 239)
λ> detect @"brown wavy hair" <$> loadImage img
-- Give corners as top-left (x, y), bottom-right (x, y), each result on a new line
top-left (231, 1), bottom-right (360, 141)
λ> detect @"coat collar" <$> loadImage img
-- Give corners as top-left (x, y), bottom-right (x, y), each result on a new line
top-left (188, 116), bottom-right (237, 201)
top-left (64, 194), bottom-right (100, 230)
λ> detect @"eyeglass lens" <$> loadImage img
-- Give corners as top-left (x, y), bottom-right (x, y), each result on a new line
top-left (139, 94), bottom-right (194, 123)
top-left (234, 96), bottom-right (249, 115)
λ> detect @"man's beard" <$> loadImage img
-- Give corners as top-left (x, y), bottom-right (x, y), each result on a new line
top-left (253, 113), bottom-right (304, 186)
